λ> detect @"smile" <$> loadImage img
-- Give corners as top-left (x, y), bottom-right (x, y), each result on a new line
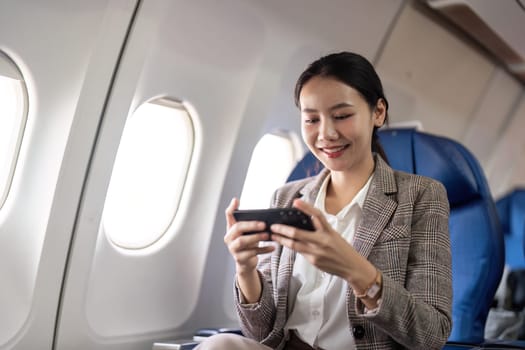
top-left (319, 145), bottom-right (349, 158)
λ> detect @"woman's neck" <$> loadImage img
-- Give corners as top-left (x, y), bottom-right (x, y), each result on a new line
top-left (325, 156), bottom-right (375, 215)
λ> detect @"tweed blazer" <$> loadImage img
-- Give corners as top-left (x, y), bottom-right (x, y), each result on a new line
top-left (235, 155), bottom-right (452, 350)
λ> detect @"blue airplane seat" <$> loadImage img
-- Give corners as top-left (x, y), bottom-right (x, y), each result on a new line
top-left (286, 128), bottom-right (505, 345)
top-left (496, 189), bottom-right (525, 270)
top-left (378, 128), bottom-right (504, 344)
top-left (287, 151), bottom-right (321, 182)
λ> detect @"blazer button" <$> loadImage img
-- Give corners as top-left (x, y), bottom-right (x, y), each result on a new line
top-left (353, 325), bottom-right (365, 339)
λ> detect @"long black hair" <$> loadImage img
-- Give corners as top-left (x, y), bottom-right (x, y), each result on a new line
top-left (294, 52), bottom-right (389, 163)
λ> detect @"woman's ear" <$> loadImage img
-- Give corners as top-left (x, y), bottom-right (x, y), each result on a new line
top-left (373, 99), bottom-right (387, 127)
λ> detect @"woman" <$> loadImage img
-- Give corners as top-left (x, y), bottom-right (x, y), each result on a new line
top-left (198, 52), bottom-right (452, 349)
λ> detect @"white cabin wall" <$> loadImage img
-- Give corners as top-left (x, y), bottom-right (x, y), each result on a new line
top-left (56, 1), bottom-right (268, 348)
top-left (486, 96), bottom-right (525, 197)
top-left (375, 0), bottom-right (495, 141)
top-left (462, 68), bottom-right (522, 170)
top-left (0, 1), bottom-right (137, 349)
top-left (375, 0), bottom-right (525, 198)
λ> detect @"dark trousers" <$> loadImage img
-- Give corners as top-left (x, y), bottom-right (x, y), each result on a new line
top-left (285, 331), bottom-right (320, 350)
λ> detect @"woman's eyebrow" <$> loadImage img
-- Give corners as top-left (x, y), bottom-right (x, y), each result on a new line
top-left (329, 102), bottom-right (354, 111)
top-left (301, 102), bottom-right (354, 113)
top-left (301, 107), bottom-right (318, 113)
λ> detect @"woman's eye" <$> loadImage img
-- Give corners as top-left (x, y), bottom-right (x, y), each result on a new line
top-left (334, 114), bottom-right (352, 120)
top-left (304, 118), bottom-right (319, 124)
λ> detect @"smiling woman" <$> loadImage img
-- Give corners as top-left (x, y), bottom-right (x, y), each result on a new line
top-left (197, 52), bottom-right (452, 350)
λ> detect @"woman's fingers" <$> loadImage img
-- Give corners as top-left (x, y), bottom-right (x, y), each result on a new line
top-left (292, 199), bottom-right (330, 231)
top-left (228, 231), bottom-right (268, 250)
top-left (224, 220), bottom-right (266, 243)
top-left (225, 197), bottom-right (239, 229)
top-left (233, 245), bottom-right (275, 262)
top-left (225, 230), bottom-right (272, 272)
top-left (270, 231), bottom-right (308, 251)
top-left (270, 200), bottom-right (328, 244)
top-left (223, 199), bottom-right (276, 275)
top-left (224, 198), bottom-right (269, 243)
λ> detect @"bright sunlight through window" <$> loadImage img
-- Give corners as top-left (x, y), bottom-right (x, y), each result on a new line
top-left (0, 53), bottom-right (28, 209)
top-left (239, 131), bottom-right (304, 209)
top-left (103, 99), bottom-right (194, 249)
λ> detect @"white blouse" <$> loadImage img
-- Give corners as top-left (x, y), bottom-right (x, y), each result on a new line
top-left (284, 173), bottom-right (373, 349)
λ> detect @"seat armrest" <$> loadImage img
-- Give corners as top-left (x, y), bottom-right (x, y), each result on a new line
top-left (193, 327), bottom-right (243, 340)
top-left (152, 339), bottom-right (200, 350)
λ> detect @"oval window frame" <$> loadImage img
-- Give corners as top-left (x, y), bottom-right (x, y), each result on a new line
top-left (239, 130), bottom-right (304, 209)
top-left (0, 50), bottom-right (29, 210)
top-left (102, 98), bottom-right (195, 250)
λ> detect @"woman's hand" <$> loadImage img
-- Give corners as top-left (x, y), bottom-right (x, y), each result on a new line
top-left (224, 198), bottom-right (275, 303)
top-left (270, 199), bottom-right (376, 287)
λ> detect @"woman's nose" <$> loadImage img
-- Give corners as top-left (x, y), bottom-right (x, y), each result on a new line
top-left (318, 119), bottom-right (338, 141)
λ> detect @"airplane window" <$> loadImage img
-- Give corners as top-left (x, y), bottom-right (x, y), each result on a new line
top-left (239, 131), bottom-right (304, 209)
top-left (102, 99), bottom-right (194, 249)
top-left (0, 52), bottom-right (28, 209)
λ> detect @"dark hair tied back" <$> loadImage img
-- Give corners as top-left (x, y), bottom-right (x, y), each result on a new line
top-left (294, 52), bottom-right (389, 163)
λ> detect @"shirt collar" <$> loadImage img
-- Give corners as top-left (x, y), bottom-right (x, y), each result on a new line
top-left (314, 173), bottom-right (374, 219)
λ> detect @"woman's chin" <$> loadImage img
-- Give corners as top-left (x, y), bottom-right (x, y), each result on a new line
top-left (318, 159), bottom-right (350, 172)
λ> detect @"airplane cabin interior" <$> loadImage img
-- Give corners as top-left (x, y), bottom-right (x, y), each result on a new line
top-left (0, 0), bottom-right (524, 349)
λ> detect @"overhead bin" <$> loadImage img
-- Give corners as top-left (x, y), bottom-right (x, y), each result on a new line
top-left (425, 0), bottom-right (525, 82)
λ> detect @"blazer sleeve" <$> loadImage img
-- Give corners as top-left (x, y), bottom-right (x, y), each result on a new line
top-left (356, 179), bottom-right (453, 349)
top-left (233, 267), bottom-right (277, 341)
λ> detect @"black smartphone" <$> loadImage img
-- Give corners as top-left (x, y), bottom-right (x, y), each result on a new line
top-left (233, 208), bottom-right (315, 237)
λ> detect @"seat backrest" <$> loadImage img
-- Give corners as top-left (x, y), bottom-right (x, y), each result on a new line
top-left (287, 128), bottom-right (505, 344)
top-left (378, 128), bottom-right (504, 344)
top-left (496, 189), bottom-right (525, 270)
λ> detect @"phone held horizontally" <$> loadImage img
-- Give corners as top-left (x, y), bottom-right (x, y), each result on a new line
top-left (233, 208), bottom-right (315, 237)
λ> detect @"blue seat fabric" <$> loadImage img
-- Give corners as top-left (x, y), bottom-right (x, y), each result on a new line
top-left (378, 129), bottom-right (504, 344)
top-left (287, 128), bottom-right (505, 345)
top-left (496, 189), bottom-right (525, 270)
top-left (287, 151), bottom-right (321, 182)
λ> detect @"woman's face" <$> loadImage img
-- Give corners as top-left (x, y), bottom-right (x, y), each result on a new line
top-left (299, 76), bottom-right (385, 174)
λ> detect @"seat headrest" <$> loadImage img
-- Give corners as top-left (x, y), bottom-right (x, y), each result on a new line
top-left (378, 129), bottom-right (490, 207)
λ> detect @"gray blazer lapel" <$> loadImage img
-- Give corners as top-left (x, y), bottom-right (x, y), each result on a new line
top-left (297, 168), bottom-right (330, 205)
top-left (353, 156), bottom-right (398, 259)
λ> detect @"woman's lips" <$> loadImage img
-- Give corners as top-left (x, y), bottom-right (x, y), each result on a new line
top-left (319, 144), bottom-right (349, 158)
